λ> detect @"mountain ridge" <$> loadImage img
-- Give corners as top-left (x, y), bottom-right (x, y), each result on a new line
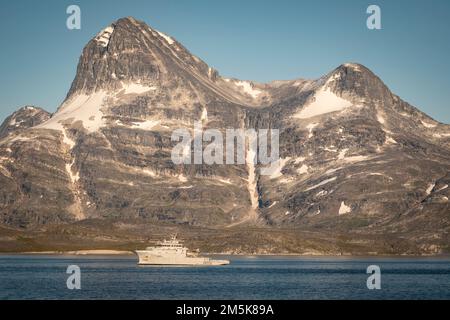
top-left (0, 17), bottom-right (449, 255)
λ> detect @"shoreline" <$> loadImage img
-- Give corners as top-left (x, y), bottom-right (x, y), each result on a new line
top-left (0, 250), bottom-right (449, 258)
top-left (12, 250), bottom-right (136, 255)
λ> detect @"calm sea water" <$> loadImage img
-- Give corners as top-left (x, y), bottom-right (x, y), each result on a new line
top-left (0, 255), bottom-right (449, 299)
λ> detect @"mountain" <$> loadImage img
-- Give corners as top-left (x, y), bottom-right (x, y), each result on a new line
top-left (0, 106), bottom-right (50, 140)
top-left (0, 17), bottom-right (449, 254)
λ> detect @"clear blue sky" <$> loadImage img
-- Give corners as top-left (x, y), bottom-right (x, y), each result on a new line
top-left (1, 0), bottom-right (449, 123)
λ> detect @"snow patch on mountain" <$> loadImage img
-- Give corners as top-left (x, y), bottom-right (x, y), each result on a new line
top-left (421, 120), bottom-right (436, 128)
top-left (61, 129), bottom-right (76, 149)
top-left (326, 72), bottom-right (341, 84)
top-left (115, 119), bottom-right (159, 130)
top-left (156, 30), bottom-right (175, 45)
top-left (40, 91), bottom-right (108, 133)
top-left (316, 190), bottom-right (328, 197)
top-left (246, 136), bottom-right (259, 209)
top-left (306, 123), bottom-right (318, 138)
top-left (432, 132), bottom-right (450, 138)
top-left (297, 164), bottom-right (309, 174)
top-left (9, 118), bottom-right (24, 127)
top-left (95, 26), bottom-right (114, 47)
top-left (344, 63), bottom-right (362, 72)
top-left (268, 201), bottom-right (277, 208)
top-left (306, 177), bottom-right (337, 191)
top-left (294, 157), bottom-right (306, 164)
top-left (385, 136), bottom-right (397, 145)
top-left (343, 155), bottom-right (370, 163)
top-left (268, 157), bottom-right (291, 179)
top-left (66, 161), bottom-right (79, 183)
top-left (339, 201), bottom-right (352, 215)
top-left (338, 148), bottom-right (348, 160)
top-left (323, 146), bottom-right (338, 153)
top-left (201, 107), bottom-right (208, 122)
top-left (217, 178), bottom-right (232, 185)
top-left (426, 183), bottom-right (435, 195)
top-left (131, 120), bottom-right (159, 130)
top-left (9, 135), bottom-right (31, 143)
top-left (122, 83), bottom-right (156, 94)
top-left (235, 81), bottom-right (262, 99)
top-left (295, 88), bottom-right (352, 119)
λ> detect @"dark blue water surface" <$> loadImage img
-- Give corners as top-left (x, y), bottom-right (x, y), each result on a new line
top-left (0, 255), bottom-right (449, 299)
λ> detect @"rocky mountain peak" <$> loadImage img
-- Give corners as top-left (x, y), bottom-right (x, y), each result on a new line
top-left (66, 17), bottom-right (212, 100)
top-left (0, 106), bottom-right (51, 139)
top-left (322, 63), bottom-right (393, 104)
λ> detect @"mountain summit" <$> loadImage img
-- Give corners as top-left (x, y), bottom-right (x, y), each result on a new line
top-left (67, 17), bottom-right (212, 98)
top-left (0, 17), bottom-right (449, 254)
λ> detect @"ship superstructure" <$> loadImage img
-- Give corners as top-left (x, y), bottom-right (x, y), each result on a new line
top-left (135, 235), bottom-right (229, 266)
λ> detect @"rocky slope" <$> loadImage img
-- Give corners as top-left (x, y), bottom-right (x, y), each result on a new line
top-left (0, 17), bottom-right (449, 254)
top-left (0, 106), bottom-right (50, 139)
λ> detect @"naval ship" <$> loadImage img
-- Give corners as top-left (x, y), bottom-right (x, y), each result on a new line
top-left (135, 235), bottom-right (230, 266)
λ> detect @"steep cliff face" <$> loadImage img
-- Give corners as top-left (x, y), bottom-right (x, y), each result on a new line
top-left (0, 17), bottom-right (449, 253)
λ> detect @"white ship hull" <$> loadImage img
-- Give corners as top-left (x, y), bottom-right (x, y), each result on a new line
top-left (135, 235), bottom-right (229, 266)
top-left (135, 251), bottom-right (229, 266)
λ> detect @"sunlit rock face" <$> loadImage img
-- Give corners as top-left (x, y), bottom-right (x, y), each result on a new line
top-left (0, 106), bottom-right (50, 140)
top-left (0, 17), bottom-right (449, 254)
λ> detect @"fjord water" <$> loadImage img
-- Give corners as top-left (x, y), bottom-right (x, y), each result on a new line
top-left (0, 255), bottom-right (449, 299)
